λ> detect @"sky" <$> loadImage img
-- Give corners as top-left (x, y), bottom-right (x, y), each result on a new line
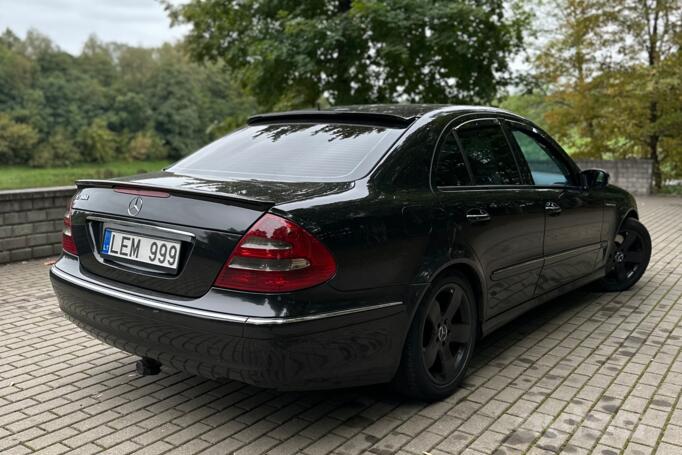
top-left (0, 0), bottom-right (189, 54)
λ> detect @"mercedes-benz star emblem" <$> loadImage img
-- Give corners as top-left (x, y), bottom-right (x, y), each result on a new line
top-left (437, 325), bottom-right (448, 342)
top-left (128, 197), bottom-right (143, 217)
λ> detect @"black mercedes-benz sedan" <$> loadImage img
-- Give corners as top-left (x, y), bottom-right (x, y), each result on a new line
top-left (50, 105), bottom-right (651, 400)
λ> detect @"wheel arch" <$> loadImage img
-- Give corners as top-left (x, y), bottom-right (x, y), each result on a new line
top-left (412, 260), bottom-right (486, 328)
top-left (617, 208), bottom-right (639, 232)
top-left (625, 208), bottom-right (639, 220)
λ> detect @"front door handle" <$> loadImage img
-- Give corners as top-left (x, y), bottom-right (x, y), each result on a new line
top-left (466, 208), bottom-right (491, 223)
top-left (545, 201), bottom-right (562, 215)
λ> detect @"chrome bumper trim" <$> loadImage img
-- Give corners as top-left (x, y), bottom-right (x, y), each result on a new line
top-left (51, 266), bottom-right (402, 325)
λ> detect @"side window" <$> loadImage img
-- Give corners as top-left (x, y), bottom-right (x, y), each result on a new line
top-left (511, 129), bottom-right (572, 186)
top-left (434, 131), bottom-right (470, 187)
top-left (456, 124), bottom-right (521, 185)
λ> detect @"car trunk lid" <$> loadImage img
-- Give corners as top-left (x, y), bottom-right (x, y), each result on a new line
top-left (70, 172), bottom-right (352, 298)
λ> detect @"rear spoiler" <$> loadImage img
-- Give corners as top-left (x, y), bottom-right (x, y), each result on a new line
top-left (76, 179), bottom-right (275, 209)
top-left (247, 110), bottom-right (417, 129)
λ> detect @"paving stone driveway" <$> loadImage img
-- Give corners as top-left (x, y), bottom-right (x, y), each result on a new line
top-left (1, 197), bottom-right (682, 455)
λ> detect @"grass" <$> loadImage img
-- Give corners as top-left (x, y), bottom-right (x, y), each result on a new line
top-left (0, 160), bottom-right (172, 190)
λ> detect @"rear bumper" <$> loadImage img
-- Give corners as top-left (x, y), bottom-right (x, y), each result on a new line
top-left (50, 261), bottom-right (408, 390)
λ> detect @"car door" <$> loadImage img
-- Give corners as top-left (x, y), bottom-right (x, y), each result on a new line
top-left (502, 120), bottom-right (604, 294)
top-left (434, 117), bottom-right (546, 319)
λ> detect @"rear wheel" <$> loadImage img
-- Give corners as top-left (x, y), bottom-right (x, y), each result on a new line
top-left (394, 273), bottom-right (477, 401)
top-left (598, 218), bottom-right (651, 292)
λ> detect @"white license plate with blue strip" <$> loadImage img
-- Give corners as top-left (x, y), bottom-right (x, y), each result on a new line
top-left (101, 229), bottom-right (181, 270)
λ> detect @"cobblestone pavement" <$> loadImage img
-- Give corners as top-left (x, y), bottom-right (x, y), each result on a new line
top-left (1, 197), bottom-right (681, 455)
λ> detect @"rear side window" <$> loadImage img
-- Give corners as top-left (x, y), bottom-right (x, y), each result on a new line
top-left (169, 123), bottom-right (404, 182)
top-left (456, 124), bottom-right (521, 185)
top-left (434, 132), bottom-right (470, 187)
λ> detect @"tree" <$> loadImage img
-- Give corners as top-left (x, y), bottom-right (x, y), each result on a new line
top-left (29, 128), bottom-right (80, 167)
top-left (0, 29), bottom-right (34, 111)
top-left (78, 118), bottom-right (117, 163)
top-left (108, 93), bottom-right (152, 134)
top-left (80, 35), bottom-right (116, 86)
top-left (0, 114), bottom-right (39, 164)
top-left (165, 0), bottom-right (530, 109)
top-left (499, 92), bottom-right (550, 130)
top-left (148, 56), bottom-right (203, 159)
top-left (0, 28), bottom-right (258, 166)
top-left (126, 131), bottom-right (168, 161)
top-left (606, 0), bottom-right (682, 188)
top-left (533, 0), bottom-right (682, 186)
top-left (533, 0), bottom-right (615, 156)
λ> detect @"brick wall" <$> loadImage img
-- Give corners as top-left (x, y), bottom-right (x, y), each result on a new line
top-left (0, 186), bottom-right (77, 264)
top-left (575, 159), bottom-right (653, 196)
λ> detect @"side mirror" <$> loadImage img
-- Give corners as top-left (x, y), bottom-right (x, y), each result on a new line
top-left (581, 169), bottom-right (609, 190)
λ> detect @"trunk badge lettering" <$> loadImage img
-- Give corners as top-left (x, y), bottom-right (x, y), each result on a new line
top-left (128, 197), bottom-right (143, 217)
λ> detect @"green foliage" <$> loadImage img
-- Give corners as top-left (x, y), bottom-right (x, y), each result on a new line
top-left (659, 184), bottom-right (682, 195)
top-left (527, 0), bottom-right (682, 186)
top-left (0, 29), bottom-right (257, 170)
top-left (108, 93), bottom-right (152, 133)
top-left (126, 131), bottom-right (168, 161)
top-left (0, 31), bottom-right (33, 109)
top-left (0, 113), bottom-right (39, 164)
top-left (147, 63), bottom-right (203, 159)
top-left (78, 118), bottom-right (117, 163)
top-left (498, 92), bottom-right (549, 131)
top-left (7, 0), bottom-right (679, 191)
top-left (29, 128), bottom-right (79, 167)
top-left (166, 0), bottom-right (531, 109)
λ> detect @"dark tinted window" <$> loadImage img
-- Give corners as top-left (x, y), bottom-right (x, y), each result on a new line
top-left (435, 132), bottom-right (470, 187)
top-left (511, 129), bottom-right (573, 186)
top-left (169, 123), bottom-right (403, 182)
top-left (456, 124), bottom-right (521, 185)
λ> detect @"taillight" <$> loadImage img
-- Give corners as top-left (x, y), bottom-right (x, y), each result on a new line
top-left (214, 214), bottom-right (336, 292)
top-left (62, 194), bottom-right (78, 256)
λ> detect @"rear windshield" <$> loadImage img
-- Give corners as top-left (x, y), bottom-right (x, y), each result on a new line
top-left (168, 123), bottom-right (405, 182)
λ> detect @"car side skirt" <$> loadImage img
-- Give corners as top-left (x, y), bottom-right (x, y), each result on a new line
top-left (481, 267), bottom-right (606, 336)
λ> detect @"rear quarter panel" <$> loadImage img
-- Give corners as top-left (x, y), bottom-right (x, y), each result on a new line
top-left (274, 182), bottom-right (436, 292)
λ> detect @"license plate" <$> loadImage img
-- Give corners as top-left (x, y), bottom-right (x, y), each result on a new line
top-left (101, 229), bottom-right (181, 270)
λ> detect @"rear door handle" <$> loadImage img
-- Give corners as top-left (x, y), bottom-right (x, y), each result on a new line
top-left (466, 208), bottom-right (491, 223)
top-left (545, 201), bottom-right (562, 215)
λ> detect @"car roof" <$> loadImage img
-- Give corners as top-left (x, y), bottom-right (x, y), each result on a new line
top-left (247, 104), bottom-right (516, 128)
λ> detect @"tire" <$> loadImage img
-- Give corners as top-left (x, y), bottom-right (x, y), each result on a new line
top-left (598, 218), bottom-right (651, 292)
top-left (393, 272), bottom-right (477, 401)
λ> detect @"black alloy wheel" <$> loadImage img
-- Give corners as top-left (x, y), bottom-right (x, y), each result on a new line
top-left (422, 283), bottom-right (473, 385)
top-left (599, 218), bottom-right (651, 292)
top-left (395, 273), bottom-right (477, 401)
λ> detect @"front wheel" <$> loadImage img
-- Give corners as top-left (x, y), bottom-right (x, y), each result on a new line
top-left (393, 273), bottom-right (477, 401)
top-left (598, 218), bottom-right (651, 292)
